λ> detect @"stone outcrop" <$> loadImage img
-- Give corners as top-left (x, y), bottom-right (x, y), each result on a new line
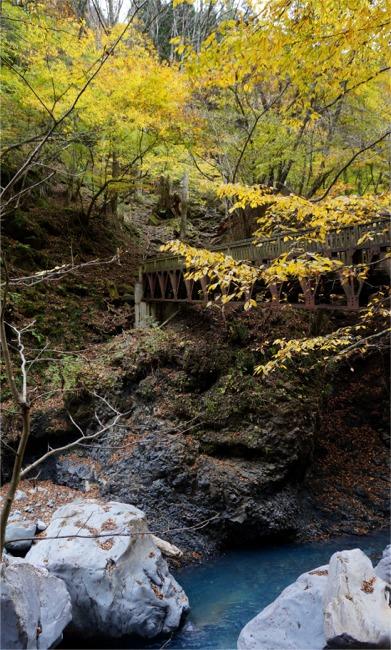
top-left (44, 325), bottom-right (389, 560)
top-left (237, 566), bottom-right (328, 650)
top-left (238, 547), bottom-right (391, 650)
top-left (324, 549), bottom-right (391, 649)
top-left (26, 499), bottom-right (189, 640)
top-left (375, 544), bottom-right (391, 584)
top-left (5, 522), bottom-right (37, 555)
top-left (0, 557), bottom-right (72, 649)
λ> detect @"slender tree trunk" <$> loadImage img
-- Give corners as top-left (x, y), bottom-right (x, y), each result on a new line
top-left (0, 404), bottom-right (31, 555)
top-left (0, 282), bottom-right (31, 556)
top-left (110, 150), bottom-right (120, 218)
top-left (180, 171), bottom-right (189, 240)
top-left (157, 175), bottom-right (172, 214)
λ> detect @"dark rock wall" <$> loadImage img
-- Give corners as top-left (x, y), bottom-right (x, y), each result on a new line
top-left (6, 309), bottom-right (388, 562)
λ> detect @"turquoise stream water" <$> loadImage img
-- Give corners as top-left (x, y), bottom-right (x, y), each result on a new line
top-left (63, 528), bottom-right (389, 650)
top-left (164, 529), bottom-right (389, 650)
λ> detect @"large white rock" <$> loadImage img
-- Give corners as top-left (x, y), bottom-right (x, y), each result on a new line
top-left (324, 548), bottom-right (391, 648)
top-left (26, 500), bottom-right (189, 640)
top-left (375, 545), bottom-right (391, 584)
top-left (0, 557), bottom-right (72, 649)
top-left (237, 565), bottom-right (329, 650)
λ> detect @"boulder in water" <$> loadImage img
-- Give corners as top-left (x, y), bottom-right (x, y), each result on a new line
top-left (26, 499), bottom-right (189, 640)
top-left (375, 545), bottom-right (391, 584)
top-left (323, 548), bottom-right (391, 649)
top-left (237, 565), bottom-right (328, 650)
top-left (238, 546), bottom-right (391, 650)
top-left (0, 557), bottom-right (72, 649)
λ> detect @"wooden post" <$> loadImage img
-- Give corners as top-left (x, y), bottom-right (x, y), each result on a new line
top-left (299, 278), bottom-right (318, 309)
top-left (339, 270), bottom-right (362, 309)
top-left (184, 278), bottom-right (194, 301)
top-left (269, 282), bottom-right (281, 303)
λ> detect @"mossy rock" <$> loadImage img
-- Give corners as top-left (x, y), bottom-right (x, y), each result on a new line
top-left (4, 211), bottom-right (48, 249)
top-left (11, 242), bottom-right (49, 269)
top-left (149, 213), bottom-right (162, 226)
top-left (67, 284), bottom-right (90, 297)
top-left (106, 282), bottom-right (120, 300)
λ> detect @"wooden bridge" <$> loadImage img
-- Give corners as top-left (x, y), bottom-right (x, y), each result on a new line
top-left (135, 219), bottom-right (390, 327)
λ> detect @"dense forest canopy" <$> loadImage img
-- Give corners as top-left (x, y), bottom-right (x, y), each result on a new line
top-left (1, 0), bottom-right (390, 213)
top-left (1, 0), bottom-right (390, 393)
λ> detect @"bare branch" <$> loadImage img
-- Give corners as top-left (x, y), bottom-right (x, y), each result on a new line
top-left (67, 412), bottom-right (86, 439)
top-left (335, 328), bottom-right (390, 359)
top-left (313, 131), bottom-right (391, 202)
top-left (20, 410), bottom-right (123, 478)
top-left (7, 514), bottom-right (220, 544)
top-left (6, 252), bottom-right (120, 288)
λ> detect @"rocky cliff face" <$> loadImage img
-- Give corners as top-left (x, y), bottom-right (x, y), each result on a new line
top-left (10, 308), bottom-right (386, 563)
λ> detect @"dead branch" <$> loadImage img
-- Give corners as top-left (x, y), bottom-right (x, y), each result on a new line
top-left (20, 399), bottom-right (128, 479)
top-left (6, 252), bottom-right (120, 287)
top-left (7, 514), bottom-right (220, 544)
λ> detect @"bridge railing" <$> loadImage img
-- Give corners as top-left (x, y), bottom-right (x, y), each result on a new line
top-left (142, 218), bottom-right (390, 273)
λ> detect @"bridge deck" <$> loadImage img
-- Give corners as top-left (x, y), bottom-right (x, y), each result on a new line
top-left (135, 218), bottom-right (389, 325)
top-left (142, 218), bottom-right (390, 274)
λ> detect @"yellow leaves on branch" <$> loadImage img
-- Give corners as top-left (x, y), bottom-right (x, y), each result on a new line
top-left (255, 334), bottom-right (354, 377)
top-left (218, 185), bottom-right (391, 244)
top-left (256, 292), bottom-right (391, 377)
top-left (1, 3), bottom-right (192, 192)
top-left (184, 0), bottom-right (389, 96)
top-left (161, 239), bottom-right (346, 307)
top-left (160, 186), bottom-right (390, 305)
top-left (160, 192), bottom-right (390, 379)
top-left (173, 0), bottom-right (195, 7)
top-left (160, 240), bottom-right (261, 304)
top-left (263, 253), bottom-right (343, 285)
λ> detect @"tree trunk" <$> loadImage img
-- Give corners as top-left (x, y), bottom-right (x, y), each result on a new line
top-left (180, 171), bottom-right (189, 240)
top-left (0, 286), bottom-right (32, 556)
top-left (110, 150), bottom-right (120, 218)
top-left (157, 175), bottom-right (173, 214)
top-left (0, 403), bottom-right (31, 555)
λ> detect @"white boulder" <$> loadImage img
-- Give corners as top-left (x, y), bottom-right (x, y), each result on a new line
top-left (26, 500), bottom-right (189, 640)
top-left (0, 557), bottom-right (72, 649)
top-left (237, 565), bottom-right (328, 650)
top-left (324, 548), bottom-right (391, 648)
top-left (375, 545), bottom-right (391, 584)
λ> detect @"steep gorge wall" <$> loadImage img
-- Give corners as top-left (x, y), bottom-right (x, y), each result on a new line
top-left (7, 308), bottom-right (388, 561)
